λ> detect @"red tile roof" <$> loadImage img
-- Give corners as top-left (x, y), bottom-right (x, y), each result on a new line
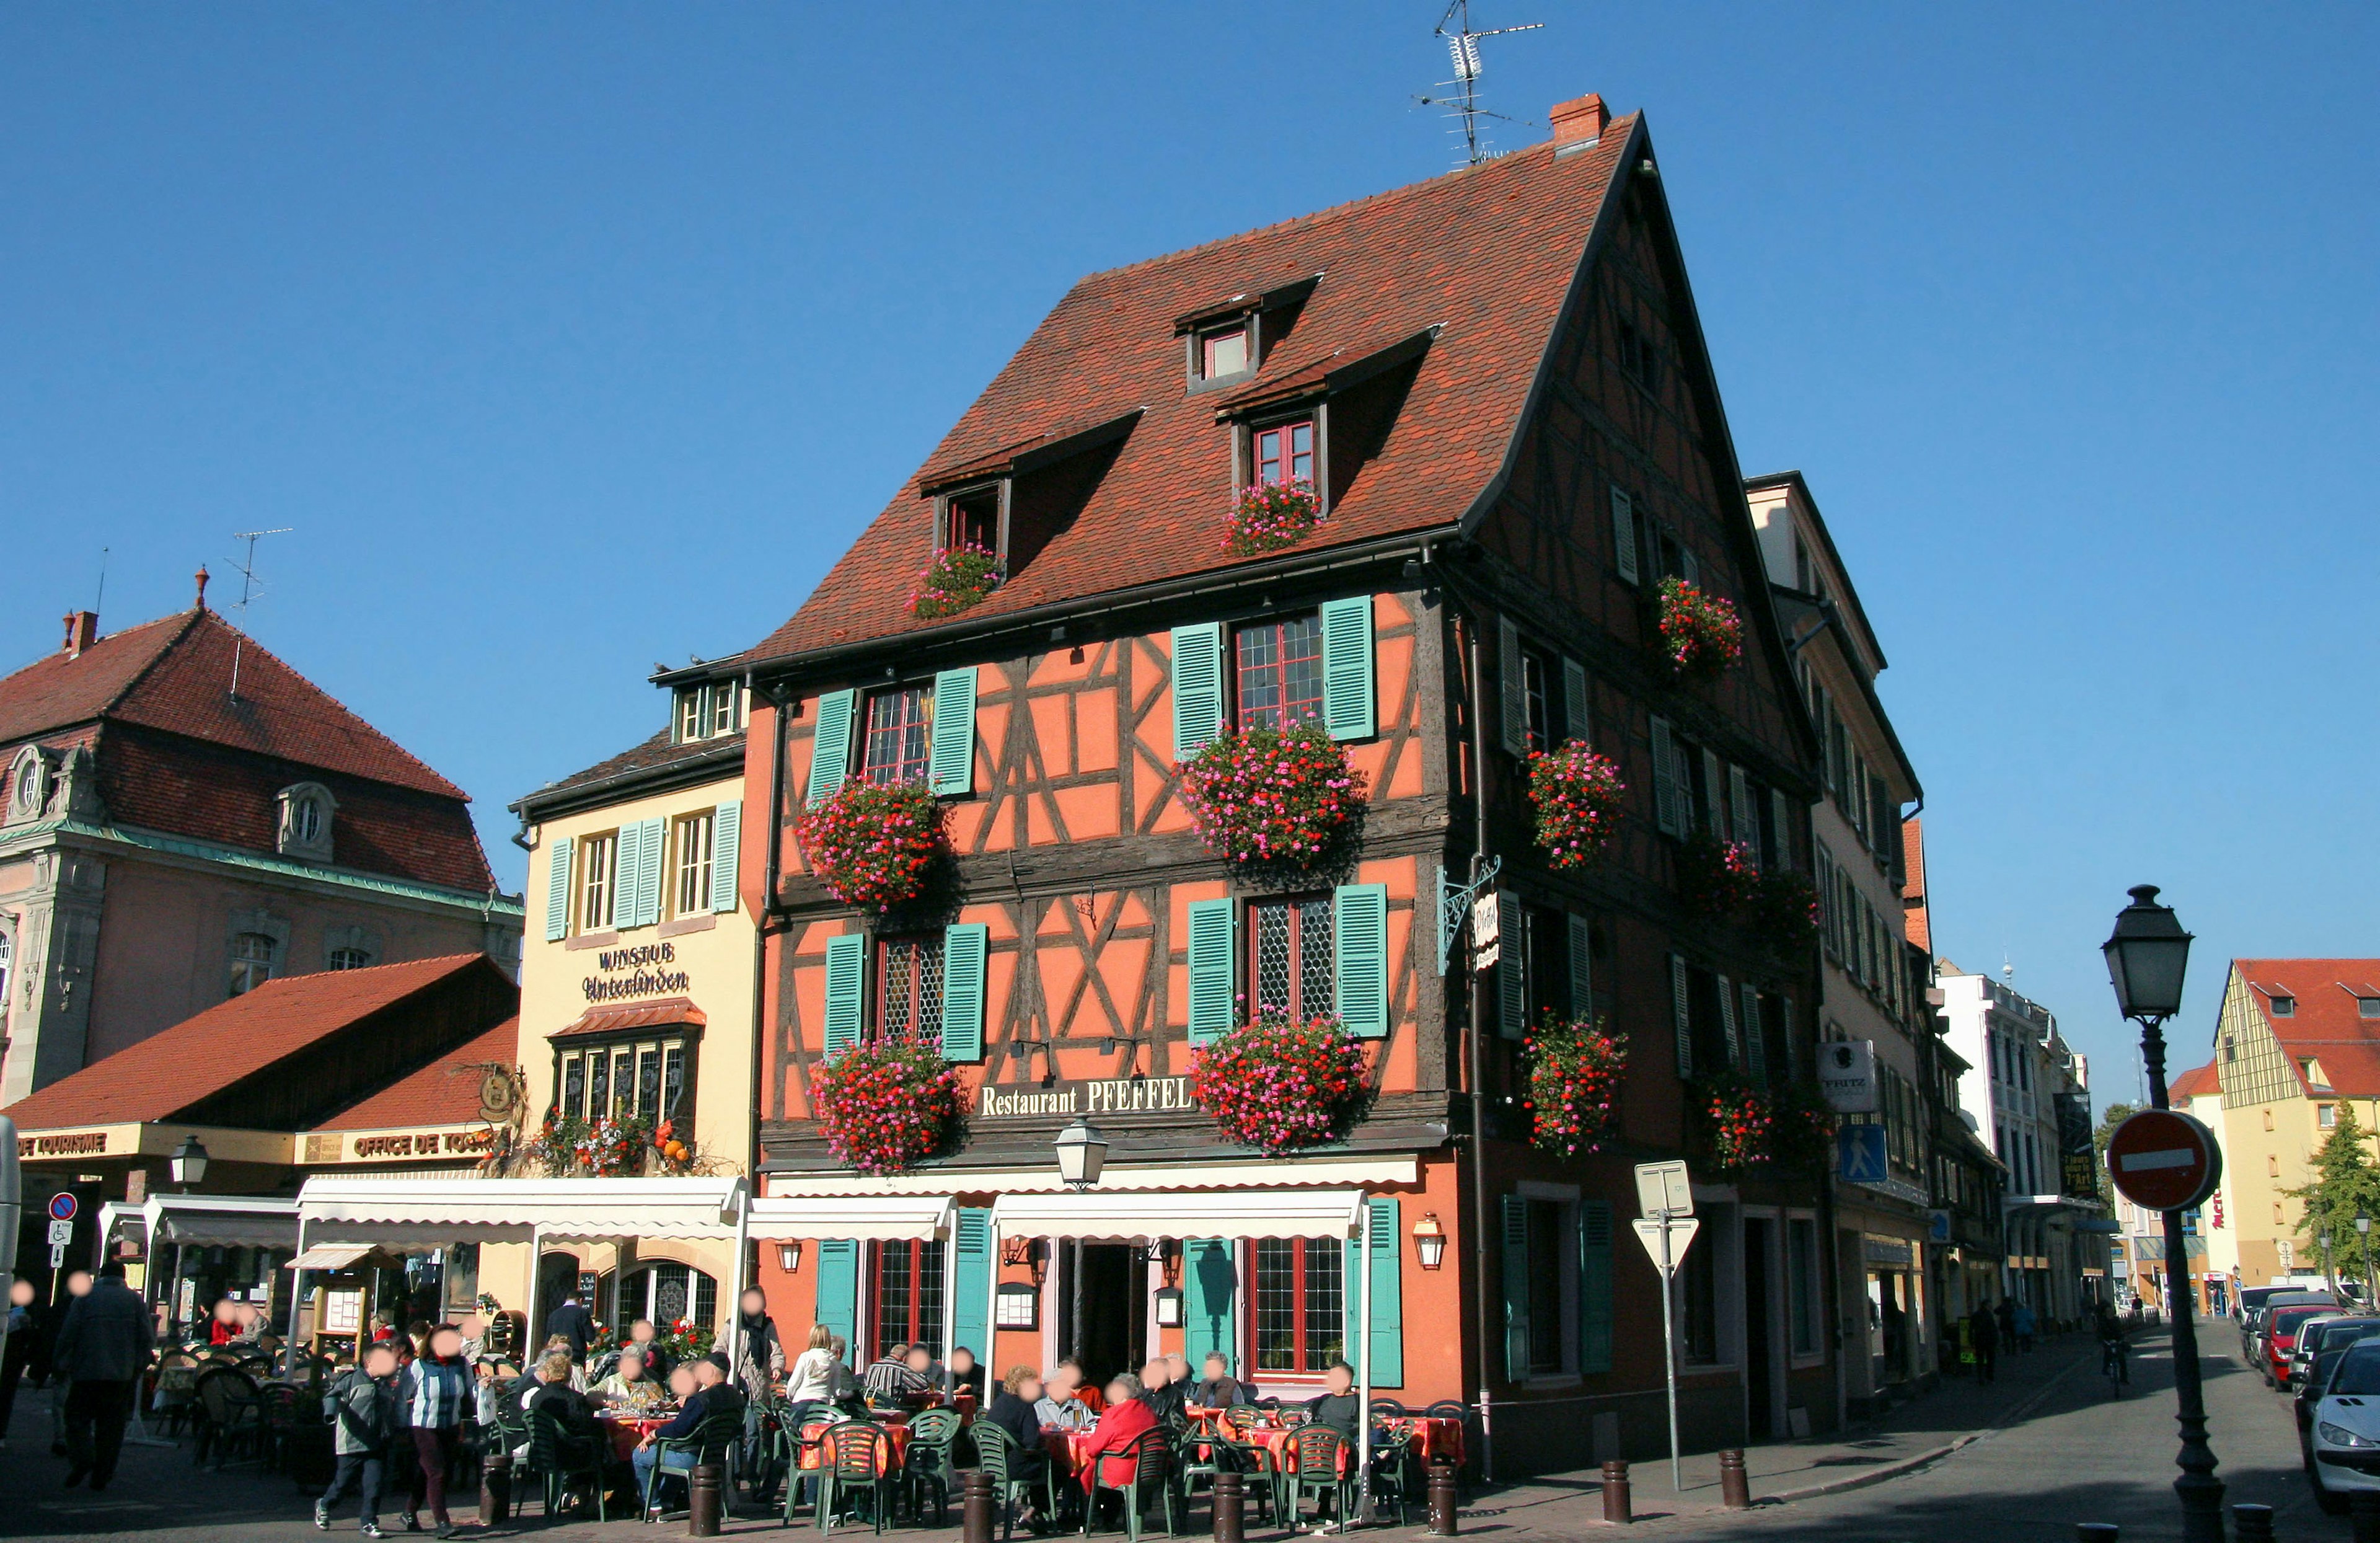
top-left (746, 118), bottom-right (1639, 662)
top-left (2236, 959), bottom-right (2380, 1099)
top-left (1, 954), bottom-right (491, 1130)
top-left (1901, 818), bottom-right (1931, 952)
top-left (312, 1017), bottom-right (521, 1131)
top-left (549, 997), bottom-right (708, 1041)
top-left (2169, 1061), bottom-right (2220, 1101)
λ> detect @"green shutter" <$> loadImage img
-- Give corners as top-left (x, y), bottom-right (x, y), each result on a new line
top-left (1742, 983), bottom-right (1768, 1087)
top-left (930, 667), bottom-right (978, 796)
top-left (823, 933), bottom-right (866, 1059)
top-left (1498, 617), bottom-right (1526, 756)
top-left (544, 836), bottom-right (574, 941)
top-left (1171, 624), bottom-right (1224, 758)
top-left (1718, 973), bottom-right (1740, 1068)
top-left (1186, 897), bottom-right (1236, 1045)
top-left (1562, 657), bottom-right (1590, 747)
top-left (1184, 1239), bottom-right (1237, 1374)
top-left (1367, 1197), bottom-right (1404, 1387)
top-left (709, 801), bottom-right (741, 913)
top-left (615, 821), bottom-right (645, 929)
top-left (1670, 953), bottom-right (1693, 1079)
top-left (1333, 883), bottom-right (1390, 1039)
top-left (940, 922), bottom-right (989, 1063)
top-left (814, 1239), bottom-right (859, 1348)
top-left (1579, 1200), bottom-right (1614, 1374)
top-left (1650, 717), bottom-right (1681, 836)
top-left (1501, 1195), bottom-right (1531, 1383)
top-left (808, 689), bottom-right (857, 807)
top-left (1567, 913), bottom-right (1593, 1018)
top-left (1611, 487), bottom-right (1639, 584)
top-left (1497, 895), bottom-right (1527, 1040)
top-left (1319, 596), bottom-right (1376, 742)
top-left (635, 817), bottom-right (666, 927)
top-left (952, 1208), bottom-right (992, 1363)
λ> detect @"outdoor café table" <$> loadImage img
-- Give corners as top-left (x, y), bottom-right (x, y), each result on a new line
top-left (1381, 1415), bottom-right (1465, 1467)
top-left (1249, 1423), bottom-right (1353, 1477)
top-left (596, 1410), bottom-right (672, 1462)
top-left (1041, 1428), bottom-right (1109, 1493)
top-left (800, 1419), bottom-right (912, 1472)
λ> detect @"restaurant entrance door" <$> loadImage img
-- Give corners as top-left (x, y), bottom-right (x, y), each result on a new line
top-left (1056, 1240), bottom-right (1147, 1385)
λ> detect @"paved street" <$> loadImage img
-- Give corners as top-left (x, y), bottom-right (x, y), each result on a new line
top-left (0, 1328), bottom-right (2345, 1543)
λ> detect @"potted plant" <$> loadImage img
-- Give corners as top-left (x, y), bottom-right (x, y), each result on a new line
top-left (1748, 867), bottom-right (1820, 954)
top-left (1188, 1009), bottom-right (1370, 1156)
top-left (1522, 1014), bottom-right (1629, 1157)
top-left (1655, 576), bottom-right (1743, 682)
top-left (1697, 1077), bottom-right (1835, 1174)
top-left (1525, 741), bottom-right (1627, 868)
top-left (1223, 478), bottom-right (1323, 556)
top-left (795, 780), bottom-right (947, 911)
top-left (1175, 723), bottom-right (1367, 874)
top-left (810, 1037), bottom-right (966, 1176)
top-left (1675, 834), bottom-right (1758, 917)
top-left (909, 542), bottom-right (1006, 620)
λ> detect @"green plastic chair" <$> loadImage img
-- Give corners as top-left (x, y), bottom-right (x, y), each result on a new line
top-left (815, 1420), bottom-right (899, 1536)
top-left (1283, 1426), bottom-right (1351, 1531)
top-left (969, 1420), bottom-right (1062, 1541)
top-left (522, 1408), bottom-right (611, 1523)
top-left (1181, 1420), bottom-right (1277, 1529)
top-left (903, 1407), bottom-right (964, 1524)
top-left (1083, 1428), bottom-right (1178, 1542)
top-left (643, 1410), bottom-right (743, 1518)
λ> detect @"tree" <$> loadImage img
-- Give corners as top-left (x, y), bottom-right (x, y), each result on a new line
top-left (2093, 1102), bottom-right (2137, 1209)
top-left (2285, 1102), bottom-right (2380, 1288)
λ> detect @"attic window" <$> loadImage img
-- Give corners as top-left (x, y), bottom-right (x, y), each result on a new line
top-left (1615, 316), bottom-right (1662, 394)
top-left (676, 683), bottom-right (743, 743)
top-left (2360, 997), bottom-right (2380, 1019)
top-left (275, 781), bottom-right (337, 864)
top-left (1201, 326), bottom-right (1251, 381)
top-left (944, 486), bottom-right (1002, 554)
top-left (2271, 993), bottom-right (2296, 1017)
top-left (2303, 1056), bottom-right (2331, 1090)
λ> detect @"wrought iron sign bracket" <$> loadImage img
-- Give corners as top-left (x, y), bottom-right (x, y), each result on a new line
top-left (1436, 856), bottom-right (1502, 976)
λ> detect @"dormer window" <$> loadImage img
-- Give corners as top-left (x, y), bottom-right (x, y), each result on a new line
top-left (1201, 325), bottom-right (1251, 381)
top-left (943, 485), bottom-right (1003, 554)
top-left (1254, 419), bottom-right (1315, 487)
top-left (676, 682), bottom-right (743, 743)
top-left (275, 782), bottom-right (337, 864)
top-left (2270, 993), bottom-right (2296, 1017)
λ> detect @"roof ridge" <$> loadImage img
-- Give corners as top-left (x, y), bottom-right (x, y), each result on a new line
top-left (102, 609), bottom-right (207, 717)
top-left (0, 609), bottom-right (190, 710)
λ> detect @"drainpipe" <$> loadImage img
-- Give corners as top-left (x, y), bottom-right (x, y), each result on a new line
top-left (747, 673), bottom-right (788, 1289)
top-left (1464, 616), bottom-right (1497, 1483)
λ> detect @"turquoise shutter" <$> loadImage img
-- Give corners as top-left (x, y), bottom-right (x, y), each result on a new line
top-left (1184, 1239), bottom-right (1237, 1374)
top-left (1650, 717), bottom-right (1681, 836)
top-left (615, 821), bottom-right (645, 928)
top-left (1567, 913), bottom-right (1593, 1019)
top-left (930, 667), bottom-right (978, 796)
top-left (1718, 974), bottom-right (1740, 1069)
top-left (1366, 1197), bottom-right (1404, 1387)
top-left (822, 934), bottom-right (866, 1059)
top-left (951, 1208), bottom-right (992, 1363)
top-left (1579, 1200), bottom-right (1614, 1374)
top-left (1670, 953), bottom-right (1693, 1079)
top-left (637, 817), bottom-right (667, 927)
top-left (1562, 657), bottom-right (1589, 747)
top-left (544, 837), bottom-right (573, 941)
top-left (1171, 623), bottom-right (1224, 758)
top-left (1333, 883), bottom-right (1389, 1038)
top-left (1186, 897), bottom-right (1236, 1044)
top-left (808, 689), bottom-right (857, 807)
top-left (1498, 617), bottom-right (1526, 756)
top-left (709, 801), bottom-right (741, 913)
top-left (940, 922), bottom-right (988, 1063)
top-left (1501, 1195), bottom-right (1531, 1383)
top-left (1742, 983), bottom-right (1768, 1087)
top-left (1497, 895), bottom-right (1527, 1040)
top-left (814, 1239), bottom-right (859, 1348)
top-left (1318, 596), bottom-right (1376, 742)
top-left (1611, 488), bottom-right (1639, 584)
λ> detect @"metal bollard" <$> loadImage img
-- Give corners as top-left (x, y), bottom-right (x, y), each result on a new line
top-left (2074, 1527), bottom-right (2119, 1543)
top-left (1214, 1469), bottom-right (1246, 1543)
top-left (2232, 1503), bottom-right (2275, 1543)
top-left (478, 1458), bottom-right (511, 1526)
top-left (1426, 1461), bottom-right (1460, 1536)
top-left (963, 1469), bottom-right (995, 1543)
top-left (687, 1462), bottom-right (723, 1537)
top-left (2355, 1487), bottom-right (2380, 1543)
top-left (1718, 1449), bottom-right (1751, 1510)
top-left (1600, 1459), bottom-right (1631, 1524)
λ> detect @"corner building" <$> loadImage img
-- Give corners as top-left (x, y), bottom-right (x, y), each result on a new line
top-left (658, 94), bottom-right (1835, 1472)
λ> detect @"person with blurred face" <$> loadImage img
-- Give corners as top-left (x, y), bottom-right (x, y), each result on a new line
top-left (396, 1325), bottom-right (470, 1536)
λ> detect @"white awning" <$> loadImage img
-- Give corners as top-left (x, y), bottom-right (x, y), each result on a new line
top-left (744, 1195), bottom-right (955, 1243)
top-left (988, 1188), bottom-right (1365, 1243)
top-left (295, 1175), bottom-right (749, 1243)
top-left (110, 1194), bottom-right (302, 1250)
top-left (284, 1243), bottom-right (380, 1271)
top-left (765, 1154), bottom-right (1416, 1198)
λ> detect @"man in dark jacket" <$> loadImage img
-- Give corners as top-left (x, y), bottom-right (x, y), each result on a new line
top-left (1303, 1360), bottom-right (1360, 1443)
top-left (545, 1294), bottom-right (594, 1363)
top-left (317, 1343), bottom-right (401, 1536)
top-left (53, 1263), bottom-right (155, 1489)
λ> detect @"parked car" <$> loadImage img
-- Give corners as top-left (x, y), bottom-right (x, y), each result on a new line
top-left (2294, 1314), bottom-right (2355, 1388)
top-left (2257, 1292), bottom-right (2338, 1369)
top-left (2270, 1303), bottom-right (2342, 1389)
top-left (2241, 1285), bottom-right (2293, 1358)
top-left (2307, 1342), bottom-right (2380, 1512)
top-left (2297, 1320), bottom-right (2380, 1459)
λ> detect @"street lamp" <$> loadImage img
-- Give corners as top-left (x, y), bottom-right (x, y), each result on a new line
top-left (2322, 1231), bottom-right (2336, 1294)
top-left (1054, 1119), bottom-right (1107, 1189)
top-left (169, 1134), bottom-right (210, 1190)
top-left (2359, 1212), bottom-right (2373, 1306)
top-left (1412, 1212), bottom-right (1448, 1270)
top-left (2102, 885), bottom-right (2219, 1543)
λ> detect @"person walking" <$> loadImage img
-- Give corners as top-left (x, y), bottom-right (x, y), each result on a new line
top-left (2012, 1300), bottom-right (2038, 1353)
top-left (1967, 1302), bottom-right (2001, 1384)
top-left (544, 1293), bottom-right (593, 1364)
top-left (53, 1262), bottom-right (155, 1490)
top-left (1, 1278), bottom-right (38, 1444)
top-left (317, 1343), bottom-right (401, 1536)
top-left (731, 1287), bottom-right (785, 1497)
top-left (396, 1324), bottom-right (472, 1537)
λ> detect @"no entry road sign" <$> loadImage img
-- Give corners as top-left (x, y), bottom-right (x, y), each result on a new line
top-left (2107, 1107), bottom-right (2223, 1212)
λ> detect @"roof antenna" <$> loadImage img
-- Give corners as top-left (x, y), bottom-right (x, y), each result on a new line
top-left (224, 526), bottom-right (293, 702)
top-left (94, 546), bottom-right (109, 617)
top-left (1416, 1), bottom-right (1543, 167)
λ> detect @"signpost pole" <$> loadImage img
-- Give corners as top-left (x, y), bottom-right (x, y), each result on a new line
top-left (1660, 1211), bottom-right (1680, 1495)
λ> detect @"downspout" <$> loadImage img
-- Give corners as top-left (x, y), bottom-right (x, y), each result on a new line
top-left (1464, 616), bottom-right (1497, 1483)
top-left (748, 674), bottom-right (788, 1281)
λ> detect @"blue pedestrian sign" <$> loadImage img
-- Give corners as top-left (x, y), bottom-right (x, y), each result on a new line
top-left (1838, 1125), bottom-right (1889, 1185)
top-left (47, 1193), bottom-right (77, 1222)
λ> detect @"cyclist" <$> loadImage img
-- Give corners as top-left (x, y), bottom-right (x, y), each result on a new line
top-left (2096, 1302), bottom-right (2131, 1389)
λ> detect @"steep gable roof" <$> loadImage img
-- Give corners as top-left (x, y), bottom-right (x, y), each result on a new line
top-left (2169, 1061), bottom-right (2220, 1101)
top-left (744, 118), bottom-right (1641, 665)
top-left (2236, 958), bottom-right (2380, 1098)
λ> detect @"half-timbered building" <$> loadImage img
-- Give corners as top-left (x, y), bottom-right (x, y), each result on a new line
top-left (645, 91), bottom-right (1836, 1471)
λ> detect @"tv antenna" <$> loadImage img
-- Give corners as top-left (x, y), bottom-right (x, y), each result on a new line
top-left (1415, 1), bottom-right (1543, 167)
top-left (225, 526), bottom-right (293, 701)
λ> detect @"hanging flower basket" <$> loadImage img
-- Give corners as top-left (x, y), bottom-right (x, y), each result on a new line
top-left (1176, 723), bottom-right (1367, 873)
top-left (811, 1038), bottom-right (966, 1176)
top-left (1676, 834), bottom-right (1758, 917)
top-left (1656, 577), bottom-right (1743, 681)
top-left (1522, 1015), bottom-right (1629, 1157)
top-left (1748, 869), bottom-right (1820, 954)
top-left (1525, 741), bottom-right (1626, 868)
top-left (1697, 1077), bottom-right (1836, 1174)
top-left (1188, 1010), bottom-right (1371, 1156)
top-left (909, 543), bottom-right (1006, 621)
top-left (1223, 479), bottom-right (1323, 556)
top-left (795, 780), bottom-right (946, 911)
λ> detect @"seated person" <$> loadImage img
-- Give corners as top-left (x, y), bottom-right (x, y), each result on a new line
top-left (625, 1319), bottom-right (674, 1379)
top-left (633, 1359), bottom-right (731, 1513)
top-left (1192, 1352), bottom-right (1249, 1410)
top-left (1081, 1374), bottom-right (1158, 1486)
top-left (946, 1344), bottom-right (987, 1402)
top-left (594, 1346), bottom-right (666, 1411)
top-left (1137, 1357), bottom-right (1186, 1426)
top-left (862, 1342), bottom-right (924, 1404)
top-left (526, 1350), bottom-right (598, 1438)
top-left (1052, 1359), bottom-right (1104, 1415)
top-left (983, 1368), bottom-right (1053, 1516)
top-left (904, 1343), bottom-right (942, 1395)
top-left (1303, 1360), bottom-right (1360, 1444)
top-left (1034, 1362), bottom-right (1094, 1431)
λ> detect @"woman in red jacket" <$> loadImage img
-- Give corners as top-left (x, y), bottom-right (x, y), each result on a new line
top-left (1080, 1374), bottom-right (1156, 1488)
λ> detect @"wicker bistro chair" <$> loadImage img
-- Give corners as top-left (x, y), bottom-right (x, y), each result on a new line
top-left (1283, 1427), bottom-right (1352, 1532)
top-left (522, 1408), bottom-right (612, 1523)
top-left (1083, 1428), bottom-right (1179, 1543)
top-left (902, 1407), bottom-right (965, 1524)
top-left (966, 1421), bottom-right (1062, 1541)
top-left (255, 1382), bottom-right (304, 1471)
top-left (192, 1367), bottom-right (265, 1468)
top-left (814, 1420), bottom-right (900, 1536)
top-left (644, 1410), bottom-right (744, 1520)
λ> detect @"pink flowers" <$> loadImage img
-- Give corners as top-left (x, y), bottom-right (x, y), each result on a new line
top-left (909, 543), bottom-right (1005, 620)
top-left (1522, 1015), bottom-right (1629, 1157)
top-left (795, 781), bottom-right (946, 911)
top-left (811, 1038), bottom-right (964, 1176)
top-left (1698, 1077), bottom-right (1835, 1174)
top-left (1189, 1009), bottom-right (1370, 1156)
top-left (1176, 723), bottom-right (1367, 873)
top-left (1747, 869), bottom-right (1820, 954)
top-left (1677, 834), bottom-right (1758, 917)
top-left (1223, 479), bottom-right (1324, 556)
top-left (1655, 576), bottom-right (1743, 681)
top-left (1525, 741), bottom-right (1626, 867)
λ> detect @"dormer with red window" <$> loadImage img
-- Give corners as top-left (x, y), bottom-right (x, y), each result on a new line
top-left (914, 408), bottom-right (1143, 586)
top-left (1177, 274), bottom-right (1319, 394)
top-left (1214, 326), bottom-right (1437, 519)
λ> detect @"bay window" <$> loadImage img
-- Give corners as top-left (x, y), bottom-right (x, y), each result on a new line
top-left (555, 1036), bottom-right (690, 1127)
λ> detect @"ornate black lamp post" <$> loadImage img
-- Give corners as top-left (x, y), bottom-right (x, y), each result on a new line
top-left (2102, 884), bottom-right (2219, 1543)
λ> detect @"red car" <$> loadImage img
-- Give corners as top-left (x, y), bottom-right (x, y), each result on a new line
top-left (2268, 1304), bottom-right (2336, 1389)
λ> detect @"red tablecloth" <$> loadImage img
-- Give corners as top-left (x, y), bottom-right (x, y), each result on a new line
top-left (596, 1413), bottom-right (669, 1462)
top-left (1248, 1425), bottom-right (1353, 1477)
top-left (1042, 1429), bottom-right (1108, 1493)
top-left (800, 1420), bottom-right (912, 1473)
top-left (1383, 1417), bottom-right (1465, 1467)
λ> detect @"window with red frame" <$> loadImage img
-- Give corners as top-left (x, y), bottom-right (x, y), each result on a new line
top-left (1252, 1237), bottom-right (1344, 1374)
top-left (1250, 895), bottom-right (1334, 1020)
top-left (1233, 615), bottom-right (1325, 732)
top-left (862, 686), bottom-right (933, 785)
top-left (945, 489), bottom-right (999, 553)
top-left (870, 1238), bottom-right (946, 1359)
top-left (1202, 326), bottom-right (1250, 379)
top-left (1253, 420), bottom-right (1314, 487)
top-left (876, 934), bottom-right (945, 1044)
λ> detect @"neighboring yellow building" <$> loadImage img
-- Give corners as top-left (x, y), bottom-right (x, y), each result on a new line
top-left (508, 686), bottom-right (756, 1342)
top-left (2115, 1061), bottom-right (2229, 1309)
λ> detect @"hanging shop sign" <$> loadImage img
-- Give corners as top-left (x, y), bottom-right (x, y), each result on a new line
top-left (1817, 1040), bottom-right (1878, 1114)
top-left (976, 1076), bottom-right (1201, 1120)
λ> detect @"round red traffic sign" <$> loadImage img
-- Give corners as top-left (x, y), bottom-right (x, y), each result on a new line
top-left (2107, 1108), bottom-right (2223, 1212)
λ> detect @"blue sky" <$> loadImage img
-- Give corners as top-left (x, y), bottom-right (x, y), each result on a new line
top-left (4, 4), bottom-right (2373, 1106)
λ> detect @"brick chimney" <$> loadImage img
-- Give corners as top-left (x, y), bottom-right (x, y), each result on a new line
top-left (62, 610), bottom-right (98, 658)
top-left (1551, 93), bottom-right (1610, 150)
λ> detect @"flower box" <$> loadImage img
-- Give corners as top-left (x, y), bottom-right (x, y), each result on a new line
top-left (1525, 741), bottom-right (1626, 868)
top-left (1655, 576), bottom-right (1743, 681)
top-left (1223, 479), bottom-right (1323, 556)
top-left (795, 780), bottom-right (946, 911)
top-left (527, 1112), bottom-right (650, 1177)
top-left (1697, 1077), bottom-right (1835, 1174)
top-left (811, 1038), bottom-right (966, 1176)
top-left (1188, 1010), bottom-right (1370, 1156)
top-left (1747, 868), bottom-right (1820, 955)
top-left (1176, 723), bottom-right (1367, 874)
top-left (1675, 834), bottom-right (1758, 917)
top-left (1523, 1015), bottom-right (1629, 1157)
top-left (909, 543), bottom-right (1006, 621)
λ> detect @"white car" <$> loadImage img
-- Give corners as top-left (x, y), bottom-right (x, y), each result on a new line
top-left (2308, 1343), bottom-right (2380, 1512)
